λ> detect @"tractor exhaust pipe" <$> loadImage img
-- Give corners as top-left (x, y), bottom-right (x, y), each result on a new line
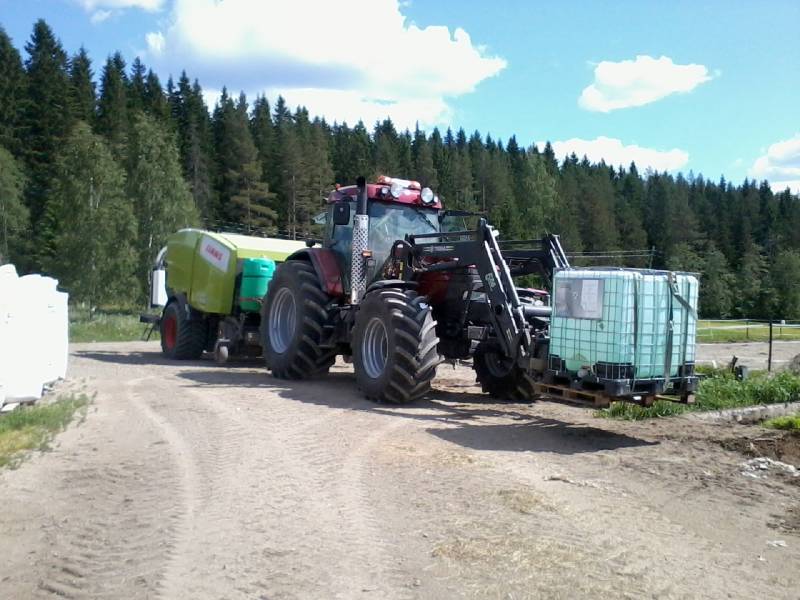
top-left (350, 176), bottom-right (369, 304)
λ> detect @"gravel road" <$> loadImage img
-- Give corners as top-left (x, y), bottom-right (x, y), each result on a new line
top-left (1, 341), bottom-right (798, 599)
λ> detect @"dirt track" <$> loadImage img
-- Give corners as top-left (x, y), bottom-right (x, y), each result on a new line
top-left (1, 342), bottom-right (799, 599)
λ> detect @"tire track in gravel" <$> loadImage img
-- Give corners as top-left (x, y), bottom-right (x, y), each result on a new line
top-left (129, 368), bottom-right (419, 599)
top-left (28, 377), bottom-right (184, 600)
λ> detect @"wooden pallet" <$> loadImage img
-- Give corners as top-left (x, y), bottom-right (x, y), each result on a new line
top-left (535, 381), bottom-right (693, 408)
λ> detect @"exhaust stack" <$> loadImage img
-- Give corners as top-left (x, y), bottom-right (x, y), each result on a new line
top-left (350, 176), bottom-right (369, 304)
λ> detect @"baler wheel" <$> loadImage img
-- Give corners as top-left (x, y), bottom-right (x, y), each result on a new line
top-left (352, 289), bottom-right (441, 404)
top-left (261, 261), bottom-right (336, 379)
top-left (473, 344), bottom-right (537, 402)
top-left (160, 302), bottom-right (206, 360)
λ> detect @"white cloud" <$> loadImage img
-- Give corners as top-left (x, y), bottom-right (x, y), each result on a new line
top-left (144, 0), bottom-right (506, 129)
top-left (543, 136), bottom-right (689, 172)
top-left (749, 134), bottom-right (800, 194)
top-left (78, 0), bottom-right (164, 10)
top-left (90, 9), bottom-right (112, 24)
top-left (579, 55), bottom-right (712, 112)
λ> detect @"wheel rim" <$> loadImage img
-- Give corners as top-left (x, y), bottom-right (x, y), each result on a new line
top-left (362, 317), bottom-right (389, 379)
top-left (269, 288), bottom-right (297, 354)
top-left (163, 314), bottom-right (177, 350)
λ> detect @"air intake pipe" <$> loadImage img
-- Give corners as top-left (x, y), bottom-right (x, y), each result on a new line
top-left (350, 176), bottom-right (369, 304)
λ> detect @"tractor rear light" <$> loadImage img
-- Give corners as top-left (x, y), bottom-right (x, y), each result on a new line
top-left (420, 187), bottom-right (435, 205)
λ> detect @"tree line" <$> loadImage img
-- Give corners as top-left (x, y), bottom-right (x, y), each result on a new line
top-left (1, 19), bottom-right (799, 317)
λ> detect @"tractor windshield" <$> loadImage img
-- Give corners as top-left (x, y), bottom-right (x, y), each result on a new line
top-left (368, 202), bottom-right (439, 275)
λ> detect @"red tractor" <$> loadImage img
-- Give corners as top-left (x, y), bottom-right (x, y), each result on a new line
top-left (261, 176), bottom-right (568, 403)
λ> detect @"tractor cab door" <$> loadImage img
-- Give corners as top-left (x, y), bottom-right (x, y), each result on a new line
top-left (325, 200), bottom-right (356, 292)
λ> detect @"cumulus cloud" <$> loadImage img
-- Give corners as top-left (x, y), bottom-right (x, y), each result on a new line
top-left (144, 0), bottom-right (506, 128)
top-left (543, 136), bottom-right (689, 172)
top-left (90, 9), bottom-right (113, 24)
top-left (579, 55), bottom-right (712, 112)
top-left (749, 134), bottom-right (800, 194)
top-left (78, 0), bottom-right (164, 10)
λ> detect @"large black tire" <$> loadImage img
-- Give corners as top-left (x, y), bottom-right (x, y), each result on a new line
top-left (160, 301), bottom-right (206, 360)
top-left (261, 260), bottom-right (336, 379)
top-left (352, 289), bottom-right (440, 404)
top-left (473, 343), bottom-right (537, 401)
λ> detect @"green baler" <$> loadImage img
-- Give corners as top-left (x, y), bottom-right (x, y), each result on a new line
top-left (146, 229), bottom-right (306, 362)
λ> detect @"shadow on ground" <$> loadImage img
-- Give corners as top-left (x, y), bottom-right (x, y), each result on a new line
top-left (74, 349), bottom-right (655, 455)
top-left (427, 418), bottom-right (656, 454)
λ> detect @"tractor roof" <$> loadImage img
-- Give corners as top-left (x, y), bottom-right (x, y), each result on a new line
top-left (327, 176), bottom-right (443, 210)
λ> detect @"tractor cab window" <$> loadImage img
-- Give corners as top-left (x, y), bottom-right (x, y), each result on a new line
top-left (368, 202), bottom-right (439, 275)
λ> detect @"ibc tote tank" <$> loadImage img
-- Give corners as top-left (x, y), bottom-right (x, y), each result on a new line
top-left (548, 268), bottom-right (699, 380)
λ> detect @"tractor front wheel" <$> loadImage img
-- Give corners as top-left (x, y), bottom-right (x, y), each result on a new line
top-left (160, 301), bottom-right (206, 360)
top-left (473, 343), bottom-right (537, 401)
top-left (261, 260), bottom-right (336, 379)
top-left (352, 289), bottom-right (440, 404)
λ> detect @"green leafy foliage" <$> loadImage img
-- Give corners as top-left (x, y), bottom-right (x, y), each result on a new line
top-left (44, 122), bottom-right (136, 308)
top-left (599, 371), bottom-right (800, 420)
top-left (0, 146), bottom-right (29, 264)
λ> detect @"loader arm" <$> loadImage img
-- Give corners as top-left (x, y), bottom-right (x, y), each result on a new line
top-left (407, 219), bottom-right (537, 361)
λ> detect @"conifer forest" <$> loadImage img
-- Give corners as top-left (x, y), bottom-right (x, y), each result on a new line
top-left (1, 20), bottom-right (799, 318)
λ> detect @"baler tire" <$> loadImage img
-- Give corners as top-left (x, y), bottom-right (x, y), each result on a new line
top-left (473, 344), bottom-right (537, 402)
top-left (261, 260), bottom-right (335, 379)
top-left (352, 289), bottom-right (441, 404)
top-left (160, 301), bottom-right (206, 360)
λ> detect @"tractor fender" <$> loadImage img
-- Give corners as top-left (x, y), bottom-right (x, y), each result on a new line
top-left (285, 248), bottom-right (344, 298)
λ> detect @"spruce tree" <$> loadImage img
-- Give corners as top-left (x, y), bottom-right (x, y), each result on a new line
top-left (0, 27), bottom-right (26, 155)
top-left (96, 52), bottom-right (129, 158)
top-left (22, 19), bottom-right (73, 230)
top-left (68, 47), bottom-right (95, 124)
top-left (44, 122), bottom-right (135, 308)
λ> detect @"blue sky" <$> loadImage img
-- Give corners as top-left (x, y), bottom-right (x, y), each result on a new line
top-left (2, 0), bottom-right (799, 191)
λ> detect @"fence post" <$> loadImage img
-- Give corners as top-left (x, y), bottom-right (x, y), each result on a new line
top-left (768, 320), bottom-right (773, 372)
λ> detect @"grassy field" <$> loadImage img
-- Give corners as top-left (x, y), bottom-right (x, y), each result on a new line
top-left (0, 394), bottom-right (90, 468)
top-left (697, 320), bottom-right (800, 343)
top-left (598, 370), bottom-right (800, 420)
top-left (70, 306), bottom-right (159, 343)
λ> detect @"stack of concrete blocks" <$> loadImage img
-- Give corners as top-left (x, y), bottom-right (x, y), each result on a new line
top-left (0, 264), bottom-right (69, 409)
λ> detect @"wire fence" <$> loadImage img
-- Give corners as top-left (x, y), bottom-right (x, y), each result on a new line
top-left (697, 319), bottom-right (800, 372)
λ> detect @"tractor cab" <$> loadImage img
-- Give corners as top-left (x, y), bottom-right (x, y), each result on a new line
top-left (323, 176), bottom-right (442, 290)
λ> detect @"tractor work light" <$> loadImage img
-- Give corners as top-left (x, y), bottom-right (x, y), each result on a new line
top-left (390, 180), bottom-right (404, 198)
top-left (420, 187), bottom-right (435, 205)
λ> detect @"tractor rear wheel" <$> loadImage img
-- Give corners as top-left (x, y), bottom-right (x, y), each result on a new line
top-left (473, 343), bottom-right (537, 401)
top-left (352, 289), bottom-right (440, 404)
top-left (160, 301), bottom-right (206, 360)
top-left (261, 260), bottom-right (336, 379)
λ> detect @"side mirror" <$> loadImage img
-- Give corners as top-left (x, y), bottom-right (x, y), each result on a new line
top-left (332, 202), bottom-right (350, 226)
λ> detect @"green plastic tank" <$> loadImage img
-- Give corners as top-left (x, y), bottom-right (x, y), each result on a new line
top-left (549, 268), bottom-right (699, 379)
top-left (239, 258), bottom-right (276, 312)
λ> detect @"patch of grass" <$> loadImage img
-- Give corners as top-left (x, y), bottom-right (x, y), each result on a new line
top-left (598, 370), bottom-right (800, 421)
top-left (0, 394), bottom-right (90, 468)
top-left (697, 320), bottom-right (800, 343)
top-left (763, 414), bottom-right (800, 431)
top-left (70, 306), bottom-right (158, 343)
